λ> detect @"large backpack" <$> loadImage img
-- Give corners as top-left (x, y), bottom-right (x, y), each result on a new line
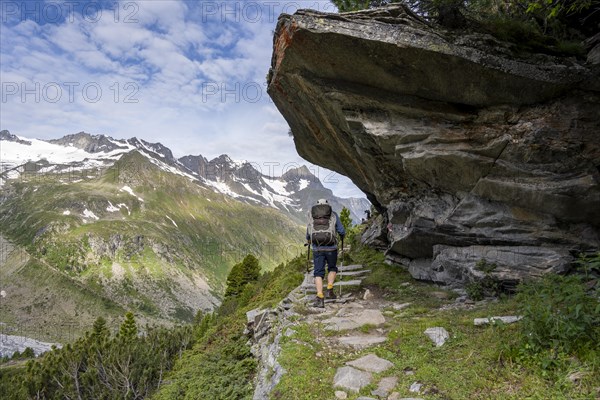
top-left (308, 204), bottom-right (337, 246)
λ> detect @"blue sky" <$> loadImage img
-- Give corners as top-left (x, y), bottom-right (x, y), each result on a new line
top-left (0, 0), bottom-right (366, 198)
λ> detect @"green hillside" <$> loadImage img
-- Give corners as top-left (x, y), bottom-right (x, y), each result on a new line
top-left (0, 151), bottom-right (304, 338)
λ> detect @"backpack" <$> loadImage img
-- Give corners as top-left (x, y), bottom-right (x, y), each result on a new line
top-left (308, 204), bottom-right (337, 246)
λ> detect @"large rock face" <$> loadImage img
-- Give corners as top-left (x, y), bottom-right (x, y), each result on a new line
top-left (267, 5), bottom-right (600, 287)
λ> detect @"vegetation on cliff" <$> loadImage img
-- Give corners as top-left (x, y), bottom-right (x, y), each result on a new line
top-left (331, 0), bottom-right (597, 55)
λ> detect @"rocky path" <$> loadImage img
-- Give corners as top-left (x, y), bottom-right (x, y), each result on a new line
top-left (248, 264), bottom-right (423, 400)
top-left (247, 262), bottom-right (523, 399)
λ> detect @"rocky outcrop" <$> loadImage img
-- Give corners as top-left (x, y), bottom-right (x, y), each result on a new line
top-left (0, 130), bottom-right (31, 145)
top-left (49, 132), bottom-right (127, 153)
top-left (267, 5), bottom-right (600, 287)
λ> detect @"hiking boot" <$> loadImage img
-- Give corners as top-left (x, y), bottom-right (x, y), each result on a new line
top-left (325, 288), bottom-right (337, 300)
top-left (312, 296), bottom-right (325, 308)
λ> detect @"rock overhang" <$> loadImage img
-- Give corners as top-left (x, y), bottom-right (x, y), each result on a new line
top-left (267, 4), bottom-right (600, 286)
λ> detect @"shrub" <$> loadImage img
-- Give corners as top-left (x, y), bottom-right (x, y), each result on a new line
top-left (515, 274), bottom-right (600, 359)
top-left (466, 281), bottom-right (485, 301)
top-left (466, 259), bottom-right (501, 300)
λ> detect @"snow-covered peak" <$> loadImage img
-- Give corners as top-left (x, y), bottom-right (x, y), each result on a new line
top-left (48, 132), bottom-right (130, 153)
top-left (127, 138), bottom-right (176, 163)
top-left (1, 131), bottom-right (369, 221)
top-left (0, 135), bottom-right (134, 166)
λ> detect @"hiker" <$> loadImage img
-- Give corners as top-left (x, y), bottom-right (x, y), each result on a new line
top-left (306, 199), bottom-right (345, 308)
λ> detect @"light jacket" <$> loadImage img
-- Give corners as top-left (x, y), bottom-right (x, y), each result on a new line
top-left (306, 211), bottom-right (346, 251)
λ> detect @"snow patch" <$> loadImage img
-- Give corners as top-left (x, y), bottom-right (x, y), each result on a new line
top-left (242, 183), bottom-right (261, 196)
top-left (263, 177), bottom-right (290, 196)
top-left (166, 215), bottom-right (178, 227)
top-left (109, 202), bottom-right (131, 215)
top-left (62, 210), bottom-right (71, 215)
top-left (83, 209), bottom-right (99, 220)
top-left (260, 186), bottom-right (296, 209)
top-left (120, 185), bottom-right (144, 202)
top-left (137, 150), bottom-right (198, 182)
top-left (0, 136), bottom-right (135, 167)
top-left (205, 180), bottom-right (239, 198)
top-left (106, 201), bottom-right (120, 212)
top-left (299, 179), bottom-right (310, 190)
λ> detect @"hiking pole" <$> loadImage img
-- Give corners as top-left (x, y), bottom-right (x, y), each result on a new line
top-left (304, 242), bottom-right (310, 274)
top-left (338, 235), bottom-right (344, 299)
top-left (304, 242), bottom-right (310, 297)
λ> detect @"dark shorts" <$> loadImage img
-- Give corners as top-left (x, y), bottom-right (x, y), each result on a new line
top-left (313, 250), bottom-right (338, 278)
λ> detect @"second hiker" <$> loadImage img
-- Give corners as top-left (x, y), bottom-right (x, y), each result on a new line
top-left (306, 198), bottom-right (346, 308)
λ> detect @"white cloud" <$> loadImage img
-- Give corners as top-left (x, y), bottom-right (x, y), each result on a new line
top-left (0, 0), bottom-right (366, 199)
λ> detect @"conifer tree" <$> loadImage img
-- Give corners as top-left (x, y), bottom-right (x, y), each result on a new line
top-left (340, 207), bottom-right (353, 232)
top-left (118, 312), bottom-right (138, 340)
top-left (225, 254), bottom-right (261, 298)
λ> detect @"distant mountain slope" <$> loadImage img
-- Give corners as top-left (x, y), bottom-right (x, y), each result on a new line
top-left (0, 130), bottom-right (368, 337)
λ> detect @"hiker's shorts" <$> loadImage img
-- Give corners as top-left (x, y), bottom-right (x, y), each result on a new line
top-left (313, 250), bottom-right (338, 278)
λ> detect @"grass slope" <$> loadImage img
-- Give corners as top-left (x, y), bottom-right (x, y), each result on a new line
top-left (152, 256), bottom-right (306, 399)
top-left (273, 246), bottom-right (600, 400)
top-left (0, 151), bottom-right (304, 336)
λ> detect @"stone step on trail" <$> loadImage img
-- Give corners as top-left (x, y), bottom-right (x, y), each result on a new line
top-left (338, 335), bottom-right (387, 348)
top-left (338, 264), bottom-right (365, 271)
top-left (301, 279), bottom-right (364, 292)
top-left (337, 269), bottom-right (371, 277)
top-left (325, 297), bottom-right (356, 304)
top-left (333, 366), bottom-right (372, 393)
top-left (322, 309), bottom-right (386, 331)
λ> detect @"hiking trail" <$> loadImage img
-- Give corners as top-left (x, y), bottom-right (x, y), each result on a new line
top-left (248, 261), bottom-right (424, 400)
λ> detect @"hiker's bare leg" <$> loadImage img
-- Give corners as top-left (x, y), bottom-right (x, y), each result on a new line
top-left (314, 276), bottom-right (324, 295)
top-left (327, 271), bottom-right (336, 288)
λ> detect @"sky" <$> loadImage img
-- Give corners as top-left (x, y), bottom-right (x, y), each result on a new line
top-left (0, 0), bottom-right (366, 198)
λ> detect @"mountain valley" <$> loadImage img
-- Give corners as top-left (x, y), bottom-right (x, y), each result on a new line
top-left (0, 130), bottom-right (369, 340)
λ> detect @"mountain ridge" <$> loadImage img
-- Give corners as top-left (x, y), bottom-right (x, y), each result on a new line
top-left (1, 130), bottom-right (370, 223)
top-left (0, 129), bottom-right (368, 339)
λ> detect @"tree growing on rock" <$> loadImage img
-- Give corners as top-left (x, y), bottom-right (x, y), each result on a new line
top-left (331, 0), bottom-right (393, 12)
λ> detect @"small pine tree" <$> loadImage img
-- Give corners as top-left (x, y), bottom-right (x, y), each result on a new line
top-left (118, 312), bottom-right (138, 341)
top-left (21, 347), bottom-right (35, 359)
top-left (91, 316), bottom-right (110, 341)
top-left (340, 207), bottom-right (353, 232)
